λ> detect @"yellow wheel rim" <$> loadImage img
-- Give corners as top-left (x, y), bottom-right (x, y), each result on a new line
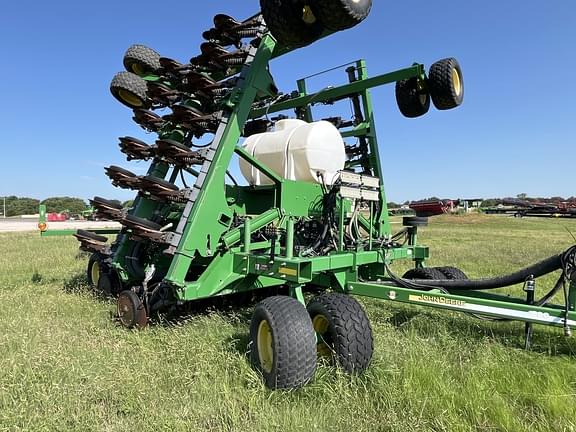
top-left (131, 63), bottom-right (145, 75)
top-left (419, 93), bottom-right (428, 105)
top-left (257, 320), bottom-right (274, 373)
top-left (118, 89), bottom-right (143, 107)
top-left (312, 314), bottom-right (332, 357)
top-left (91, 261), bottom-right (100, 287)
top-left (302, 5), bottom-right (317, 24)
top-left (452, 68), bottom-right (462, 97)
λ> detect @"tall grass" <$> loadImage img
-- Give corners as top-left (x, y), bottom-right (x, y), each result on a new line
top-left (1, 215), bottom-right (576, 431)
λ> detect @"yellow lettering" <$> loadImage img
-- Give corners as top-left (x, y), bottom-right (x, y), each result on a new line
top-left (408, 294), bottom-right (465, 307)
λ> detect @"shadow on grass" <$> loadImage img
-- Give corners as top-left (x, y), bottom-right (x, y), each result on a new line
top-left (388, 309), bottom-right (421, 328)
top-left (61, 269), bottom-right (576, 357)
top-left (160, 293), bottom-right (255, 324)
top-left (225, 331), bottom-right (252, 358)
top-left (62, 272), bottom-right (91, 294)
top-left (62, 272), bottom-right (113, 303)
top-left (156, 285), bottom-right (297, 327)
top-left (61, 271), bottom-right (277, 330)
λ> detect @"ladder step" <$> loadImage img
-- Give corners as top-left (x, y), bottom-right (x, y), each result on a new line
top-left (164, 32), bottom-right (265, 256)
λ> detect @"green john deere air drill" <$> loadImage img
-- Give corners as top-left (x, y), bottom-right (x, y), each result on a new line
top-left (74, 0), bottom-right (576, 390)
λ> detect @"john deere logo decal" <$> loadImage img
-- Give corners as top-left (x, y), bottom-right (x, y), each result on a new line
top-left (408, 294), bottom-right (466, 307)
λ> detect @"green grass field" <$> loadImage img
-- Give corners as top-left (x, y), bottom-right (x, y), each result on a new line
top-left (2, 214), bottom-right (576, 432)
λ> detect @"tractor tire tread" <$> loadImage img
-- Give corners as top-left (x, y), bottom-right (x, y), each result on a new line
top-left (395, 78), bottom-right (430, 118)
top-left (110, 71), bottom-right (149, 109)
top-left (402, 267), bottom-right (446, 280)
top-left (251, 296), bottom-right (316, 389)
top-left (123, 44), bottom-right (162, 75)
top-left (436, 266), bottom-right (468, 280)
top-left (307, 293), bottom-right (373, 373)
top-left (260, 0), bottom-right (323, 47)
top-left (428, 57), bottom-right (463, 110)
top-left (312, 0), bottom-right (372, 31)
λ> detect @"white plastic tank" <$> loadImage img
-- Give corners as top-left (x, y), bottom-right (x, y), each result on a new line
top-left (239, 119), bottom-right (345, 186)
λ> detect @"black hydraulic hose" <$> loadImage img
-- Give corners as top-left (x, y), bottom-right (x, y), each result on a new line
top-left (405, 251), bottom-right (568, 291)
top-left (226, 170), bottom-right (238, 186)
top-left (535, 274), bottom-right (565, 306)
top-left (312, 223), bottom-right (330, 251)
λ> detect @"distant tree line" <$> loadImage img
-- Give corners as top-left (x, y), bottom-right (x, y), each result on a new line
top-left (3, 194), bottom-right (574, 217)
top-left (1, 196), bottom-right (40, 217)
top-left (42, 197), bottom-right (87, 214)
top-left (480, 194), bottom-right (576, 208)
top-left (2, 196), bottom-right (86, 217)
top-left (1, 196), bottom-right (136, 217)
top-left (388, 195), bottom-right (576, 210)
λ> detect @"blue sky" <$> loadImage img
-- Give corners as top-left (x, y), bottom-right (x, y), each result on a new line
top-left (0, 1), bottom-right (574, 203)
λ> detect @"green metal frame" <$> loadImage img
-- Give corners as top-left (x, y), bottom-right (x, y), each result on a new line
top-left (158, 55), bottom-right (429, 301)
top-left (102, 33), bottom-right (430, 303)
top-left (349, 282), bottom-right (576, 328)
top-left (55, 22), bottom-right (576, 335)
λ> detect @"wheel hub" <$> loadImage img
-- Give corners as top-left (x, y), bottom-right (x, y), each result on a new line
top-left (257, 320), bottom-right (274, 373)
top-left (131, 63), bottom-right (145, 75)
top-left (118, 89), bottom-right (143, 107)
top-left (312, 314), bottom-right (332, 357)
top-left (91, 261), bottom-right (100, 287)
top-left (452, 68), bottom-right (462, 97)
top-left (117, 297), bottom-right (135, 326)
top-left (302, 6), bottom-right (317, 24)
top-left (117, 291), bottom-right (148, 329)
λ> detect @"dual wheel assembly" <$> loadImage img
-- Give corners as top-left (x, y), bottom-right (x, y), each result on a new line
top-left (250, 293), bottom-right (373, 389)
top-left (260, 0), bottom-right (372, 47)
top-left (87, 253), bottom-right (149, 329)
top-left (109, 44), bottom-right (162, 110)
top-left (109, 0), bottom-right (374, 110)
top-left (86, 253), bottom-right (122, 297)
top-left (396, 57), bottom-right (464, 118)
top-left (88, 252), bottom-right (373, 387)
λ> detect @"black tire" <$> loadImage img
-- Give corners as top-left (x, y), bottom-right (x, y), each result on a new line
top-left (436, 266), bottom-right (468, 280)
top-left (124, 214), bottom-right (162, 231)
top-left (428, 58), bottom-right (464, 110)
top-left (117, 290), bottom-right (148, 329)
top-left (260, 0), bottom-right (324, 47)
top-left (142, 175), bottom-right (179, 191)
top-left (106, 165), bottom-right (137, 178)
top-left (395, 78), bottom-right (430, 118)
top-left (312, 0), bottom-right (372, 31)
top-left (110, 71), bottom-right (149, 109)
top-left (307, 293), bottom-right (373, 373)
top-left (96, 270), bottom-right (122, 296)
top-left (156, 139), bottom-right (191, 152)
top-left (77, 229), bottom-right (108, 243)
top-left (87, 253), bottom-right (103, 287)
top-left (250, 296), bottom-right (317, 389)
top-left (123, 44), bottom-right (161, 75)
top-left (403, 216), bottom-right (429, 227)
top-left (91, 196), bottom-right (123, 210)
top-left (243, 119), bottom-right (271, 137)
top-left (402, 267), bottom-right (446, 280)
